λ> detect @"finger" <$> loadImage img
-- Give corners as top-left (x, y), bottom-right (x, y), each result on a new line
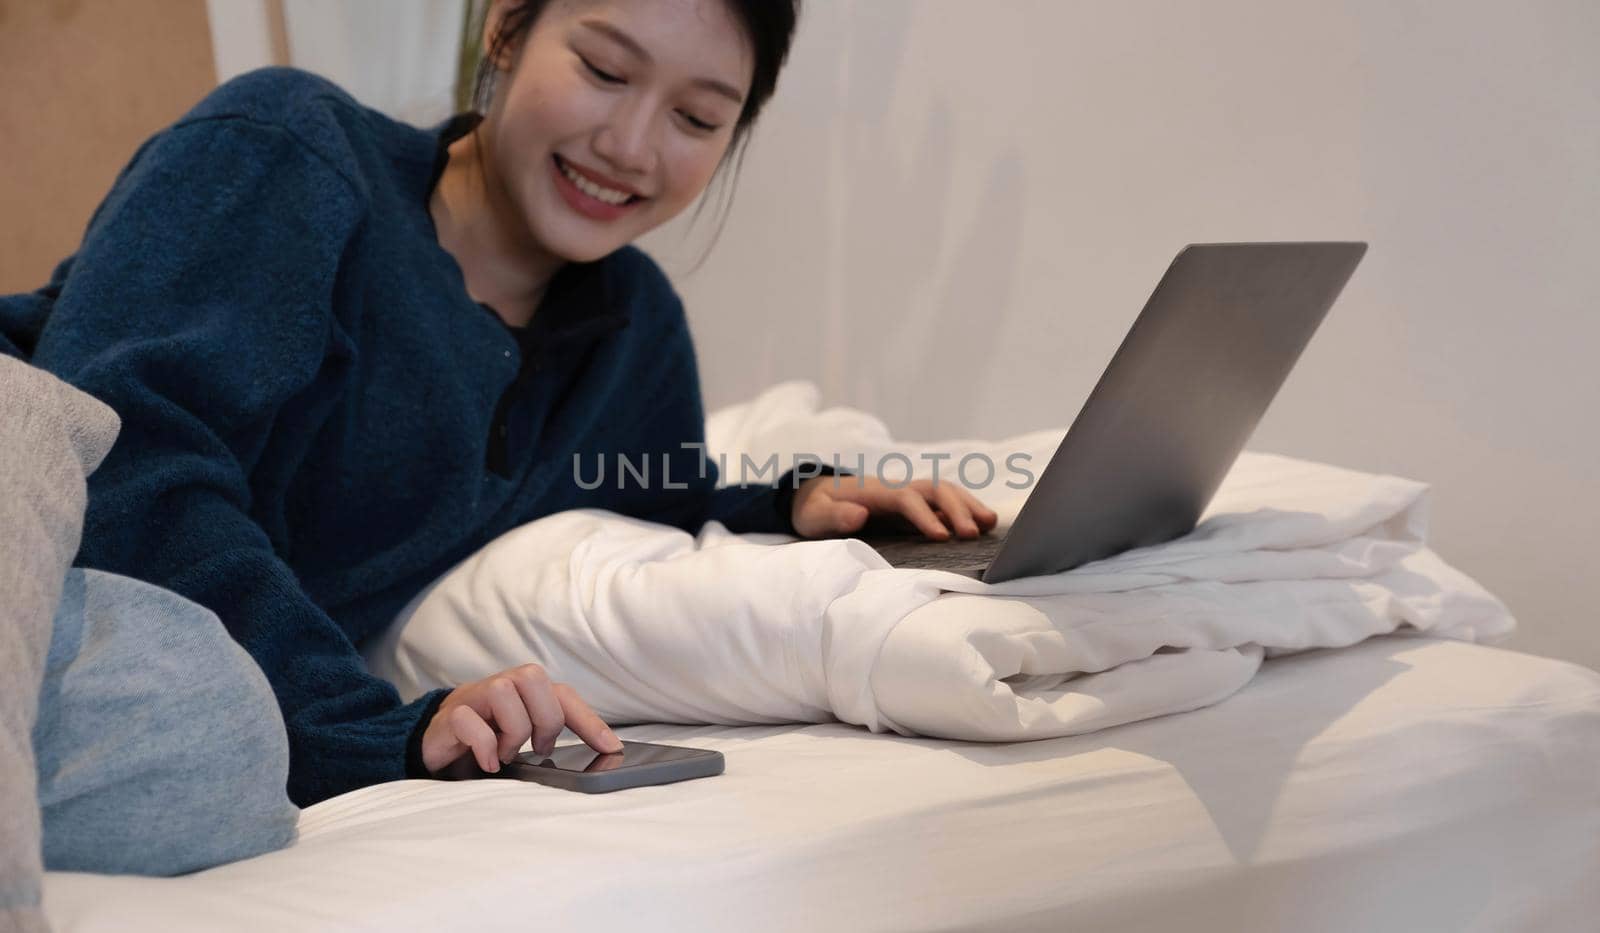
top-left (831, 500), bottom-right (870, 534)
top-left (507, 664), bottom-right (565, 756)
top-left (893, 487), bottom-right (950, 540)
top-left (793, 484), bottom-right (869, 539)
top-left (552, 683), bottom-right (624, 754)
top-left (450, 704), bottom-right (501, 773)
top-left (962, 488), bottom-right (1000, 529)
top-left (484, 675), bottom-right (533, 763)
top-left (931, 483), bottom-right (981, 538)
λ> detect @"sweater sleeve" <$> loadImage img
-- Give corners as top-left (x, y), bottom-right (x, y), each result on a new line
top-left (32, 116), bottom-right (448, 806)
top-left (609, 288), bottom-right (820, 536)
top-left (639, 413), bottom-right (811, 536)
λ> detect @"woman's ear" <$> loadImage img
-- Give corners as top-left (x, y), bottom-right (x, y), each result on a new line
top-left (480, 0), bottom-right (528, 73)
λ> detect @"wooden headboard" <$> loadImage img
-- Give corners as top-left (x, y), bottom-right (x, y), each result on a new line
top-left (0, 0), bottom-right (216, 292)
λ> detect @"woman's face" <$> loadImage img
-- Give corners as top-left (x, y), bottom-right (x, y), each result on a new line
top-left (481, 0), bottom-right (754, 262)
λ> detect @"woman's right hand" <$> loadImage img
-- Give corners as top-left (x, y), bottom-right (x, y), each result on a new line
top-left (419, 663), bottom-right (623, 774)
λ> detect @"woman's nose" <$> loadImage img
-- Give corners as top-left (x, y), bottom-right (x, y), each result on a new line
top-left (592, 100), bottom-right (657, 179)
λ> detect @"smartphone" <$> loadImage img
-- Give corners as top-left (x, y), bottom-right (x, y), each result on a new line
top-left (438, 740), bottom-right (724, 793)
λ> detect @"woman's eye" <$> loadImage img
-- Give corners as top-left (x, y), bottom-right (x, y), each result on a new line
top-left (678, 111), bottom-right (720, 133)
top-left (581, 58), bottom-right (624, 84)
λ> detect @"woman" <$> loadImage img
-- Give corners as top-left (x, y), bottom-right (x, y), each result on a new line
top-left (5, 0), bottom-right (997, 811)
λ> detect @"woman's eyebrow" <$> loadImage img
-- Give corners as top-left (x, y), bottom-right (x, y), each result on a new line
top-left (577, 18), bottom-right (747, 105)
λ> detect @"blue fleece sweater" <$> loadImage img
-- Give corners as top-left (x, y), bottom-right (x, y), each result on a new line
top-left (2, 68), bottom-right (805, 805)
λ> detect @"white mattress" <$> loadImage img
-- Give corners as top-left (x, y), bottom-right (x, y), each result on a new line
top-left (42, 637), bottom-right (1600, 932)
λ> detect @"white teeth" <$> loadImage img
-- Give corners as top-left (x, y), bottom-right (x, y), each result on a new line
top-left (559, 158), bottom-right (632, 205)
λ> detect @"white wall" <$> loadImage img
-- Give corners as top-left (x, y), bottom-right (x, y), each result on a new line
top-left (204, 0), bottom-right (277, 84)
top-left (642, 0), bottom-right (1600, 669)
top-left (206, 0), bottom-right (463, 124)
top-left (281, 0), bottom-right (464, 125)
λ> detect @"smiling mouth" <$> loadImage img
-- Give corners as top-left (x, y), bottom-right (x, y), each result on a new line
top-left (553, 154), bottom-right (643, 206)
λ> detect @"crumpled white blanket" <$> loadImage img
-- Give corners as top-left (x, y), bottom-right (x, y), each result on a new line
top-left (365, 381), bottom-right (1516, 741)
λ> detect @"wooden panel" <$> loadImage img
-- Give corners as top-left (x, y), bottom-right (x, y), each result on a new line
top-left (0, 0), bottom-right (216, 291)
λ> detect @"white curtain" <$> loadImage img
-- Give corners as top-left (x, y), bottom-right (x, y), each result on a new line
top-left (283, 0), bottom-right (465, 124)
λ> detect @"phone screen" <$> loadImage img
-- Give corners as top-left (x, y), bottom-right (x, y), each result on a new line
top-left (517, 740), bottom-right (711, 774)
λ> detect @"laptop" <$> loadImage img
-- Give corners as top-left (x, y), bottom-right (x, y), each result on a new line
top-left (860, 241), bottom-right (1368, 583)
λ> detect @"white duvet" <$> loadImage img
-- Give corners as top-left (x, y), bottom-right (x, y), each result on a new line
top-left (365, 381), bottom-right (1515, 742)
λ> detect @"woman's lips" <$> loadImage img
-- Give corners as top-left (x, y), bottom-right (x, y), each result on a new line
top-left (551, 155), bottom-right (645, 222)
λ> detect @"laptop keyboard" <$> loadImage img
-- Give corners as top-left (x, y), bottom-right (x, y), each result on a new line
top-left (859, 532), bottom-right (1007, 571)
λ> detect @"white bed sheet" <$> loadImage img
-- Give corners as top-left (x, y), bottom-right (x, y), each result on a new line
top-left (42, 637), bottom-right (1600, 933)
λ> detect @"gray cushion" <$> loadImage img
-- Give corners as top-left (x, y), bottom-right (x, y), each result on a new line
top-left (0, 355), bottom-right (119, 932)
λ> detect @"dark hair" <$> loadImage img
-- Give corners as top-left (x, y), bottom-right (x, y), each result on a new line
top-left (466, 0), bottom-right (801, 264)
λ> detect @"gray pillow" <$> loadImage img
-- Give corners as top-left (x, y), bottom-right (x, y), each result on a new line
top-left (0, 355), bottom-right (119, 933)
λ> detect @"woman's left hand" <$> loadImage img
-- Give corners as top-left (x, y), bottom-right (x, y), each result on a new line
top-left (790, 474), bottom-right (999, 540)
